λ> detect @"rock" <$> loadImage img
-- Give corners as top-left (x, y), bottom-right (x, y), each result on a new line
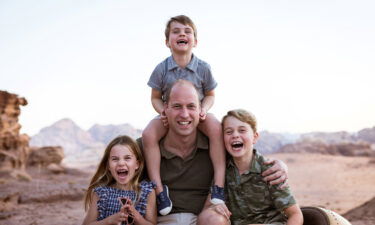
top-left (0, 192), bottom-right (20, 212)
top-left (27, 146), bottom-right (64, 167)
top-left (0, 90), bottom-right (30, 174)
top-left (10, 169), bottom-right (32, 181)
top-left (47, 163), bottom-right (65, 174)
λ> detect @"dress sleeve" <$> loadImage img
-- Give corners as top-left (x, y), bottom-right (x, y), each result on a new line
top-left (94, 187), bottom-right (108, 220)
top-left (135, 181), bottom-right (156, 216)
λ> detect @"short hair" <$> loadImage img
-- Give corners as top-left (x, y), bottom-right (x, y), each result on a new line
top-left (222, 109), bottom-right (258, 133)
top-left (163, 79), bottom-right (200, 104)
top-left (165, 15), bottom-right (197, 41)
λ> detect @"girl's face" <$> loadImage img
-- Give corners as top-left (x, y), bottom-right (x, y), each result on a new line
top-left (223, 116), bottom-right (259, 159)
top-left (166, 21), bottom-right (197, 54)
top-left (108, 144), bottom-right (139, 189)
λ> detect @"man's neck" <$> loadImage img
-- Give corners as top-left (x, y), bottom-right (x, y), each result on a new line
top-left (163, 130), bottom-right (198, 159)
top-left (172, 52), bottom-right (193, 68)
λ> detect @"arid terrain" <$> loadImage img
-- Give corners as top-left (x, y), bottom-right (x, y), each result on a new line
top-left (1, 153), bottom-right (374, 225)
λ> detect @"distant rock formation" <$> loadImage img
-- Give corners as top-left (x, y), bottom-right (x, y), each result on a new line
top-left (279, 140), bottom-right (375, 157)
top-left (357, 126), bottom-right (375, 143)
top-left (255, 131), bottom-right (299, 154)
top-left (89, 123), bottom-right (142, 145)
top-left (0, 90), bottom-right (29, 171)
top-left (30, 119), bottom-right (142, 166)
top-left (300, 131), bottom-right (356, 144)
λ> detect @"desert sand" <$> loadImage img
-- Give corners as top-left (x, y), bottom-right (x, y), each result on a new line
top-left (1, 153), bottom-right (374, 225)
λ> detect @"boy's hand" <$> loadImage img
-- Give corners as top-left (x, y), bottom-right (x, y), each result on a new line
top-left (262, 158), bottom-right (288, 189)
top-left (161, 110), bottom-right (169, 127)
top-left (199, 109), bottom-right (207, 122)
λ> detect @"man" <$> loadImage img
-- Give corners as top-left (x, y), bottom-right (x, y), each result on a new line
top-left (138, 80), bottom-right (287, 225)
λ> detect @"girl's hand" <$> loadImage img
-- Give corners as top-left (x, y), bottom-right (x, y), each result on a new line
top-left (106, 207), bottom-right (127, 225)
top-left (122, 198), bottom-right (143, 224)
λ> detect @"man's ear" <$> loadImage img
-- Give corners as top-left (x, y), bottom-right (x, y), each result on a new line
top-left (193, 38), bottom-right (198, 48)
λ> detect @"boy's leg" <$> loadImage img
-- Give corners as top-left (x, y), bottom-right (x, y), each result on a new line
top-left (142, 118), bottom-right (167, 194)
top-left (198, 113), bottom-right (226, 204)
top-left (142, 118), bottom-right (172, 215)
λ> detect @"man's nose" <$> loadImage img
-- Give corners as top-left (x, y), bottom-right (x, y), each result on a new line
top-left (180, 107), bottom-right (189, 117)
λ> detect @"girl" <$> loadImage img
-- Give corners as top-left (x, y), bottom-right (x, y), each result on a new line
top-left (219, 109), bottom-right (303, 225)
top-left (82, 135), bottom-right (157, 225)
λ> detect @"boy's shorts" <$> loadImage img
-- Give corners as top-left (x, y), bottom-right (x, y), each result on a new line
top-left (157, 213), bottom-right (197, 225)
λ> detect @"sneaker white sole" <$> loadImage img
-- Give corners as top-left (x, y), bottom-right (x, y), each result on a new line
top-left (210, 198), bottom-right (225, 205)
top-left (159, 186), bottom-right (173, 216)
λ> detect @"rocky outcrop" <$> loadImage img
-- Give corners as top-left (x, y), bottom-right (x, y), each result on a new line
top-left (0, 90), bottom-right (29, 171)
top-left (27, 146), bottom-right (64, 167)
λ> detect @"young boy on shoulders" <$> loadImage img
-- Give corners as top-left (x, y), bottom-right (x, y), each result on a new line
top-left (142, 15), bottom-right (226, 215)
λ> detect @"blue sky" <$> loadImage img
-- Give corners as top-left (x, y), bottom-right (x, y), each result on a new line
top-left (1, 0), bottom-right (374, 135)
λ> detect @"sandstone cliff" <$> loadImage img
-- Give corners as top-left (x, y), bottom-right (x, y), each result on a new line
top-left (0, 90), bottom-right (29, 171)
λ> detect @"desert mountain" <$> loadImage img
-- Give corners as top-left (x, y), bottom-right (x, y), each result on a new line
top-left (30, 119), bottom-right (142, 166)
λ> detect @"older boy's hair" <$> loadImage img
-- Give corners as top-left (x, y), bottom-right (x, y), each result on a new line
top-left (165, 15), bottom-right (197, 41)
top-left (222, 109), bottom-right (258, 133)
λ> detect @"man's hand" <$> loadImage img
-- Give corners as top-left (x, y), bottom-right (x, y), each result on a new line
top-left (210, 203), bottom-right (232, 221)
top-left (262, 158), bottom-right (288, 189)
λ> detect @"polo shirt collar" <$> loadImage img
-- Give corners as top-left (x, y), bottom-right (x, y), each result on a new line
top-left (167, 54), bottom-right (198, 72)
top-left (227, 149), bottom-right (262, 174)
top-left (160, 131), bottom-right (208, 160)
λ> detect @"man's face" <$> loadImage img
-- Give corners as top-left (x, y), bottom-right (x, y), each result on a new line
top-left (164, 83), bottom-right (200, 137)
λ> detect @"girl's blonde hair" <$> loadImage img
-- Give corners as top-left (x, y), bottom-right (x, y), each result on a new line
top-left (84, 135), bottom-right (144, 211)
top-left (222, 109), bottom-right (258, 133)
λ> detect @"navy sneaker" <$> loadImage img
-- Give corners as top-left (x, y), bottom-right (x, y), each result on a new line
top-left (210, 185), bottom-right (225, 204)
top-left (157, 185), bottom-right (172, 215)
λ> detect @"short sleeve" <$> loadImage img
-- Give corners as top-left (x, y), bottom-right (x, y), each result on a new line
top-left (147, 62), bottom-right (165, 91)
top-left (200, 63), bottom-right (217, 93)
top-left (135, 181), bottom-right (156, 214)
top-left (269, 183), bottom-right (297, 211)
top-left (94, 187), bottom-right (108, 220)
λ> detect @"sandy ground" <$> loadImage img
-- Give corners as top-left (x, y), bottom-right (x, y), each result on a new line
top-left (1, 153), bottom-right (375, 225)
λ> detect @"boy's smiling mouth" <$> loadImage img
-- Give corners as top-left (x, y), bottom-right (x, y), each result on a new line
top-left (231, 141), bottom-right (244, 150)
top-left (177, 39), bottom-right (188, 44)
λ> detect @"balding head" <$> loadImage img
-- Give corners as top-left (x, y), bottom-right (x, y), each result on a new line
top-left (164, 79), bottom-right (200, 105)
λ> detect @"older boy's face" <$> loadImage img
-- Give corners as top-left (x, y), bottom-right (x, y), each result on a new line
top-left (223, 116), bottom-right (259, 159)
top-left (166, 21), bottom-right (197, 54)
